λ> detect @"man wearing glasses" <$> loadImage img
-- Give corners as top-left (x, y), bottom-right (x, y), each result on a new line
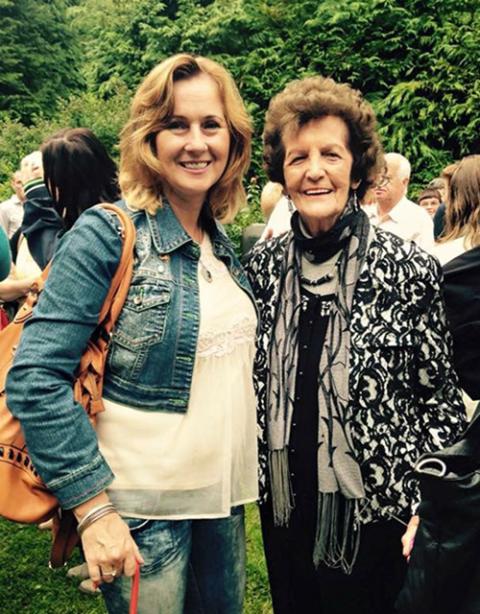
top-left (365, 152), bottom-right (434, 253)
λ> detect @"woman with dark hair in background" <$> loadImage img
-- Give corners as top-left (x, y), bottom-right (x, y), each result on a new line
top-left (20, 128), bottom-right (119, 269)
top-left (245, 75), bottom-right (466, 614)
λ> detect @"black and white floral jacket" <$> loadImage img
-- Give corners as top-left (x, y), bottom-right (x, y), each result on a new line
top-left (245, 226), bottom-right (467, 524)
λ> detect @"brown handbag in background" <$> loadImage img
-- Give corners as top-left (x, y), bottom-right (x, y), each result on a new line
top-left (0, 203), bottom-right (135, 566)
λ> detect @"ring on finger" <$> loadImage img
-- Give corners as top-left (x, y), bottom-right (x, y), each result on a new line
top-left (101, 568), bottom-right (117, 577)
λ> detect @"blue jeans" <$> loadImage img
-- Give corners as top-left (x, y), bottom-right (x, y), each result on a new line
top-left (101, 506), bottom-right (245, 614)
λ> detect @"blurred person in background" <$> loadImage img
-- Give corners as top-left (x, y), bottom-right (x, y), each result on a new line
top-left (0, 171), bottom-right (25, 239)
top-left (428, 177), bottom-right (447, 203)
top-left (427, 177), bottom-right (447, 239)
top-left (20, 128), bottom-right (119, 270)
top-left (432, 158), bottom-right (477, 265)
top-left (365, 152), bottom-right (434, 252)
top-left (0, 133), bottom-right (119, 345)
top-left (0, 154), bottom-right (42, 310)
top-left (259, 181), bottom-right (294, 241)
top-left (417, 187), bottom-right (442, 218)
top-left (432, 164), bottom-right (458, 241)
top-left (261, 181), bottom-right (284, 222)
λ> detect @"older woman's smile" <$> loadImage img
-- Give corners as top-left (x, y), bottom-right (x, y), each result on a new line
top-left (283, 115), bottom-right (357, 236)
top-left (303, 188), bottom-right (333, 195)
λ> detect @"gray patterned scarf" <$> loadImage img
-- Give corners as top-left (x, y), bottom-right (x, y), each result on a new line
top-left (267, 195), bottom-right (372, 574)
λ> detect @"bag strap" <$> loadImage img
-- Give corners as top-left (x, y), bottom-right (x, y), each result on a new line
top-left (73, 203), bottom-right (136, 418)
top-left (49, 510), bottom-right (78, 569)
top-left (20, 202), bottom-right (134, 311)
top-left (94, 203), bottom-right (136, 333)
top-left (49, 203), bottom-right (136, 568)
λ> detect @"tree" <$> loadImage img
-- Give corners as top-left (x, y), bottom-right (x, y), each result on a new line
top-left (71, 0), bottom-right (480, 189)
top-left (2, 0), bottom-right (479, 201)
top-left (0, 0), bottom-right (81, 122)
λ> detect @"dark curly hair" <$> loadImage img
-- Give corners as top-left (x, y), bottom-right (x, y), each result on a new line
top-left (263, 76), bottom-right (383, 199)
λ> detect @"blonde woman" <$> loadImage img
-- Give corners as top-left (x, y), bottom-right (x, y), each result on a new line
top-left (7, 54), bottom-right (257, 613)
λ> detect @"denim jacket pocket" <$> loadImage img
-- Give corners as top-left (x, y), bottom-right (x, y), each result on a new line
top-left (107, 280), bottom-right (172, 381)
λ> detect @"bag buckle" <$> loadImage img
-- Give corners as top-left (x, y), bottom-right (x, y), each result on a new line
top-left (416, 457), bottom-right (447, 477)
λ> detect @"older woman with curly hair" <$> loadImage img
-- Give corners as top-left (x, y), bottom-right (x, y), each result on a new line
top-left (7, 54), bottom-right (257, 613)
top-left (244, 76), bottom-right (466, 614)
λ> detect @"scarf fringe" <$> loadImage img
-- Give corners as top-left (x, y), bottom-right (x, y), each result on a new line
top-left (269, 449), bottom-right (294, 526)
top-left (313, 492), bottom-right (361, 575)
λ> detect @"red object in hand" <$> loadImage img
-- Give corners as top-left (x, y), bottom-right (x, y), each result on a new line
top-left (129, 561), bottom-right (140, 614)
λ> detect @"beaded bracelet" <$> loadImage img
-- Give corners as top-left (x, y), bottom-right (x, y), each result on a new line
top-left (77, 503), bottom-right (117, 537)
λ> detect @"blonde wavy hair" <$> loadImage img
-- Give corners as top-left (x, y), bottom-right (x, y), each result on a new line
top-left (263, 76), bottom-right (383, 200)
top-left (119, 54), bottom-right (252, 222)
top-left (441, 155), bottom-right (480, 247)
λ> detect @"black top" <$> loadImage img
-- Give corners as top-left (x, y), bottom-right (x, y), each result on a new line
top-left (443, 245), bottom-right (480, 399)
top-left (433, 202), bottom-right (446, 240)
top-left (21, 183), bottom-right (65, 269)
top-left (289, 289), bottom-right (334, 503)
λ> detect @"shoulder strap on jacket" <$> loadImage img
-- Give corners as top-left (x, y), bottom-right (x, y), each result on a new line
top-left (95, 203), bottom-right (136, 332)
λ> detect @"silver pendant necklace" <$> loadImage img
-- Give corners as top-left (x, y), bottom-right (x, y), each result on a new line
top-left (199, 259), bottom-right (213, 283)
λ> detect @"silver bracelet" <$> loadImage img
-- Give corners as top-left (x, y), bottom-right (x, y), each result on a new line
top-left (77, 503), bottom-right (117, 537)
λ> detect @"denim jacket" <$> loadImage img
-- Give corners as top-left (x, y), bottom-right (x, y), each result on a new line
top-left (6, 200), bottom-right (255, 509)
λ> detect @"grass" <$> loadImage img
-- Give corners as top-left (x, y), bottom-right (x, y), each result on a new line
top-left (0, 504), bottom-right (272, 613)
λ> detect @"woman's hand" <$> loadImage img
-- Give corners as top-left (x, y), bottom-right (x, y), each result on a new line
top-left (0, 275), bottom-right (39, 302)
top-left (401, 515), bottom-right (420, 562)
top-left (74, 493), bottom-right (144, 584)
top-left (80, 512), bottom-right (144, 584)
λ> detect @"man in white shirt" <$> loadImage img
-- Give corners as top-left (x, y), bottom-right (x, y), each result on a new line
top-left (0, 171), bottom-right (25, 238)
top-left (364, 153), bottom-right (434, 252)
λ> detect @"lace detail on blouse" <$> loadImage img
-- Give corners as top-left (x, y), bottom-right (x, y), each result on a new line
top-left (197, 316), bottom-right (256, 358)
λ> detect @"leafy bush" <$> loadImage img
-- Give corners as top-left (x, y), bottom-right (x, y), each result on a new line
top-left (0, 88), bottom-right (130, 200)
top-left (2, 0), bottom-right (479, 207)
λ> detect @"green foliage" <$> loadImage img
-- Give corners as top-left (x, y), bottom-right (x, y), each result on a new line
top-left (65, 0), bottom-right (480, 190)
top-left (0, 0), bottom-right (82, 122)
top-left (225, 177), bottom-right (264, 255)
top-left (1, 0), bottom-right (479, 208)
top-left (0, 87), bottom-right (130, 200)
